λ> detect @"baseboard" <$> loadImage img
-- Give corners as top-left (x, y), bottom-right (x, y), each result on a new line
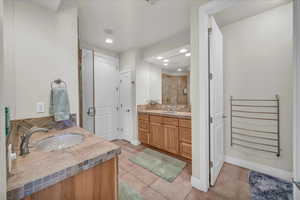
top-left (225, 156), bottom-right (292, 180)
top-left (191, 176), bottom-right (208, 192)
top-left (130, 139), bottom-right (140, 146)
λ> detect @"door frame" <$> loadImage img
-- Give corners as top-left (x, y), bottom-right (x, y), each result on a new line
top-left (119, 69), bottom-right (138, 144)
top-left (191, 0), bottom-right (299, 194)
top-left (191, 0), bottom-right (238, 192)
top-left (293, 0), bottom-right (300, 199)
top-left (0, 0), bottom-right (6, 198)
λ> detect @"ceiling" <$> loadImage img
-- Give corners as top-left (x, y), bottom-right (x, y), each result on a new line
top-left (30, 0), bottom-right (61, 11)
top-left (145, 45), bottom-right (190, 72)
top-left (78, 0), bottom-right (292, 53)
top-left (214, 0), bottom-right (292, 27)
top-left (78, 0), bottom-right (192, 53)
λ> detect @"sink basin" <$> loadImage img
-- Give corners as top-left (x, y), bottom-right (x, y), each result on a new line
top-left (34, 133), bottom-right (84, 152)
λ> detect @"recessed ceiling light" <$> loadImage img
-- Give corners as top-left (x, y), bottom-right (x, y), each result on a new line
top-left (177, 68), bottom-right (182, 72)
top-left (105, 38), bottom-right (114, 44)
top-left (185, 52), bottom-right (191, 57)
top-left (156, 56), bottom-right (163, 60)
top-left (180, 48), bottom-right (188, 53)
top-left (164, 63), bottom-right (168, 66)
top-left (163, 59), bottom-right (169, 63)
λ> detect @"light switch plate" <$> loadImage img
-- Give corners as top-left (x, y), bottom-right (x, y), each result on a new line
top-left (36, 102), bottom-right (45, 113)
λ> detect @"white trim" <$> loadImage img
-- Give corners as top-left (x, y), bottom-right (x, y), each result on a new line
top-left (293, 0), bottom-right (300, 199)
top-left (225, 156), bottom-right (292, 180)
top-left (130, 139), bottom-right (140, 146)
top-left (191, 176), bottom-right (208, 192)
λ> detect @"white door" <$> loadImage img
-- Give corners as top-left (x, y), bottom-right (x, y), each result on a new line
top-left (209, 16), bottom-right (224, 186)
top-left (94, 54), bottom-right (119, 140)
top-left (119, 71), bottom-right (133, 142)
top-left (81, 49), bottom-right (95, 133)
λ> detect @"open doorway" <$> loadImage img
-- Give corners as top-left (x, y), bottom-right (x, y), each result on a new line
top-left (80, 50), bottom-right (120, 141)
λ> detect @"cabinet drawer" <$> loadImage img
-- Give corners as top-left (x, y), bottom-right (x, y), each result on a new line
top-left (163, 117), bottom-right (179, 127)
top-left (180, 142), bottom-right (192, 159)
top-left (179, 127), bottom-right (191, 144)
top-left (139, 113), bottom-right (149, 121)
top-left (179, 119), bottom-right (191, 128)
top-left (139, 119), bottom-right (149, 131)
top-left (150, 115), bottom-right (163, 124)
top-left (139, 130), bottom-right (149, 144)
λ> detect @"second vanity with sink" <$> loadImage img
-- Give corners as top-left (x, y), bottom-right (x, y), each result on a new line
top-left (7, 126), bottom-right (121, 200)
top-left (138, 108), bottom-right (192, 160)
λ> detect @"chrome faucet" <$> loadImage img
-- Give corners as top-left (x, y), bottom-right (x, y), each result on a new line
top-left (20, 127), bottom-right (49, 156)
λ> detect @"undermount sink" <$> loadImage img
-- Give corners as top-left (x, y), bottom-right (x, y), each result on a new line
top-left (34, 133), bottom-right (84, 152)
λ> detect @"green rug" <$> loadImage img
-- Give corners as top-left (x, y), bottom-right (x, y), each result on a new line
top-left (119, 182), bottom-right (144, 200)
top-left (129, 148), bottom-right (186, 182)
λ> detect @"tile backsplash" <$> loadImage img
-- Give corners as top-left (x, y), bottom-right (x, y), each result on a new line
top-left (7, 114), bottom-right (77, 153)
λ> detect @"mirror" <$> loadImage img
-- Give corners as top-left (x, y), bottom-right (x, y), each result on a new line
top-left (144, 45), bottom-right (191, 105)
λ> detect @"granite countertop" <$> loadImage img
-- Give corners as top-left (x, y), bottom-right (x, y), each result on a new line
top-left (7, 126), bottom-right (121, 200)
top-left (138, 109), bottom-right (191, 119)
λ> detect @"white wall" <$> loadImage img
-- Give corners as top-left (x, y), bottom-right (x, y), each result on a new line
top-left (222, 3), bottom-right (293, 172)
top-left (0, 0), bottom-right (7, 198)
top-left (4, 1), bottom-right (79, 120)
top-left (136, 62), bottom-right (162, 105)
top-left (119, 49), bottom-right (139, 71)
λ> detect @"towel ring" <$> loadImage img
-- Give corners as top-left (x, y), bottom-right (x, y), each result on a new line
top-left (51, 79), bottom-right (67, 89)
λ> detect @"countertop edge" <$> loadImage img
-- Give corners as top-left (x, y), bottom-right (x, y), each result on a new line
top-left (7, 147), bottom-right (121, 200)
top-left (138, 111), bottom-right (191, 119)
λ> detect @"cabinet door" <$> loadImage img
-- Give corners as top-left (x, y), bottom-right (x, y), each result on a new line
top-left (180, 142), bottom-right (192, 159)
top-left (164, 125), bottom-right (179, 154)
top-left (139, 130), bottom-right (149, 144)
top-left (179, 127), bottom-right (191, 144)
top-left (150, 124), bottom-right (164, 149)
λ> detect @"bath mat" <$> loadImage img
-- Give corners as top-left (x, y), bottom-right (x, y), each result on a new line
top-left (129, 148), bottom-right (186, 182)
top-left (249, 171), bottom-right (293, 200)
top-left (119, 182), bottom-right (144, 200)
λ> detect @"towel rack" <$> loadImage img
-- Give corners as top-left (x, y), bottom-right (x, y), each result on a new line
top-left (230, 95), bottom-right (280, 157)
top-left (51, 79), bottom-right (67, 89)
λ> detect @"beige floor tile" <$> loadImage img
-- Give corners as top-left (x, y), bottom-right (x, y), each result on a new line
top-left (150, 174), bottom-right (192, 200)
top-left (119, 157), bottom-right (138, 172)
top-left (129, 166), bottom-right (160, 186)
top-left (141, 187), bottom-right (167, 200)
top-left (120, 173), bottom-right (148, 193)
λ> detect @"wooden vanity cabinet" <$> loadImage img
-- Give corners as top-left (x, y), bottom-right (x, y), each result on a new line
top-left (138, 113), bottom-right (191, 160)
top-left (138, 113), bottom-right (150, 144)
top-left (23, 158), bottom-right (118, 200)
top-left (179, 119), bottom-right (192, 159)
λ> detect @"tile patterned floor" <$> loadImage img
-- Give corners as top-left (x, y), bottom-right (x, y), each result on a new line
top-left (113, 140), bottom-right (251, 200)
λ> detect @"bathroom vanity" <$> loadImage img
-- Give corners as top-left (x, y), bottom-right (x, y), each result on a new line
top-left (138, 110), bottom-right (191, 160)
top-left (7, 127), bottom-right (121, 200)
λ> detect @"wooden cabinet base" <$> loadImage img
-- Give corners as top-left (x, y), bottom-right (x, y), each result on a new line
top-left (23, 157), bottom-right (118, 200)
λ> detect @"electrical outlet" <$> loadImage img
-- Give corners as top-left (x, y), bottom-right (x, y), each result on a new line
top-left (36, 102), bottom-right (45, 113)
